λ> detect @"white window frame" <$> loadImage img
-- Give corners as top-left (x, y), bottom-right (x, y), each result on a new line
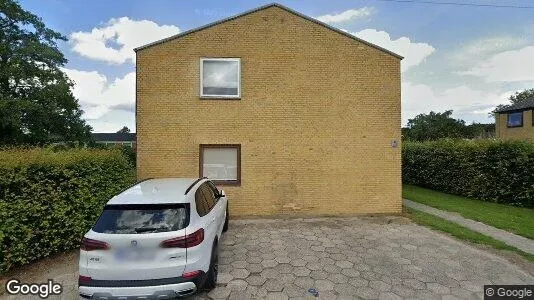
top-left (200, 58), bottom-right (241, 99)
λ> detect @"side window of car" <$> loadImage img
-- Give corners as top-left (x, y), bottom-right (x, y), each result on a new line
top-left (202, 184), bottom-right (216, 212)
top-left (195, 187), bottom-right (208, 217)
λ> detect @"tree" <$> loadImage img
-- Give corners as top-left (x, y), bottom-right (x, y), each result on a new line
top-left (404, 110), bottom-right (468, 141)
top-left (116, 126), bottom-right (130, 134)
top-left (0, 0), bottom-right (91, 145)
top-left (491, 88), bottom-right (534, 117)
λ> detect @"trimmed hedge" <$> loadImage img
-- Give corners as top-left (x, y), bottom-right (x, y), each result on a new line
top-left (0, 148), bottom-right (135, 273)
top-left (403, 139), bottom-right (534, 208)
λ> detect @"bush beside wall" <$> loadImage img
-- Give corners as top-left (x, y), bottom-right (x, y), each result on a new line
top-left (0, 148), bottom-right (135, 273)
top-left (403, 139), bottom-right (534, 208)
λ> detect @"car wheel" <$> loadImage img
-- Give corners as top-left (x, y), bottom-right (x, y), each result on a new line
top-left (222, 204), bottom-right (229, 232)
top-left (203, 244), bottom-right (218, 290)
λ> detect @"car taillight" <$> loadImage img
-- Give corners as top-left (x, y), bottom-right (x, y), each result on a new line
top-left (182, 270), bottom-right (203, 279)
top-left (80, 237), bottom-right (110, 251)
top-left (160, 228), bottom-right (204, 248)
top-left (78, 275), bottom-right (92, 284)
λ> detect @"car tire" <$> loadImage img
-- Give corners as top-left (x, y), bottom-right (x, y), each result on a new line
top-left (203, 243), bottom-right (218, 290)
top-left (222, 204), bottom-right (229, 232)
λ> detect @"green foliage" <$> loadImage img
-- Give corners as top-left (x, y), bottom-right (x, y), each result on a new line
top-left (403, 139), bottom-right (534, 208)
top-left (403, 110), bottom-right (494, 141)
top-left (0, 148), bottom-right (135, 273)
top-left (0, 0), bottom-right (91, 145)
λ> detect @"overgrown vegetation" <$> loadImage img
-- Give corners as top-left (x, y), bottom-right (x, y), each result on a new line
top-left (403, 185), bottom-right (534, 239)
top-left (403, 139), bottom-right (534, 208)
top-left (406, 208), bottom-right (534, 262)
top-left (402, 110), bottom-right (494, 141)
top-left (0, 148), bottom-right (135, 273)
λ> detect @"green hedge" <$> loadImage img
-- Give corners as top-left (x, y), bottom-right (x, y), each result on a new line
top-left (0, 148), bottom-right (135, 273)
top-left (403, 139), bottom-right (534, 208)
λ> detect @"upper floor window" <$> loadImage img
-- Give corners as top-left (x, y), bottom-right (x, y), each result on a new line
top-left (507, 111), bottom-right (523, 128)
top-left (200, 58), bottom-right (240, 98)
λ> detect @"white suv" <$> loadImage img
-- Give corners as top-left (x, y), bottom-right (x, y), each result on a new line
top-left (78, 177), bottom-right (228, 299)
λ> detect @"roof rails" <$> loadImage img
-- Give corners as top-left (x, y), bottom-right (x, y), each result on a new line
top-left (185, 177), bottom-right (207, 195)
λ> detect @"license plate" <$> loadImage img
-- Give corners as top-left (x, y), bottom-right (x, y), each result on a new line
top-left (114, 248), bottom-right (155, 262)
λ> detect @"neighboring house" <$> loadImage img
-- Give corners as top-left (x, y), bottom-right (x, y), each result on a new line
top-left (495, 97), bottom-right (534, 141)
top-left (91, 133), bottom-right (137, 147)
top-left (135, 3), bottom-right (402, 217)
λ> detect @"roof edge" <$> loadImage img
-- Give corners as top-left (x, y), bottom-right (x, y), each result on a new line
top-left (134, 3), bottom-right (404, 60)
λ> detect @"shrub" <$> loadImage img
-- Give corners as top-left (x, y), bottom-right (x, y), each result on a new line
top-left (403, 139), bottom-right (534, 208)
top-left (0, 148), bottom-right (135, 273)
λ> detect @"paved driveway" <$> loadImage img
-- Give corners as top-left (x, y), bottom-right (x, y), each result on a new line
top-left (2, 216), bottom-right (533, 299)
top-left (194, 216), bottom-right (533, 299)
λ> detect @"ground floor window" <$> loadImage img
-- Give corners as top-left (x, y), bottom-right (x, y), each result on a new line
top-left (199, 144), bottom-right (241, 185)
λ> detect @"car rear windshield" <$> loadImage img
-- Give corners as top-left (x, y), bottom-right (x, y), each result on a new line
top-left (92, 204), bottom-right (190, 234)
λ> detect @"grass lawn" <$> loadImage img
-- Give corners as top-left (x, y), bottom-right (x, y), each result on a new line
top-left (406, 208), bottom-right (534, 262)
top-left (403, 185), bottom-right (534, 240)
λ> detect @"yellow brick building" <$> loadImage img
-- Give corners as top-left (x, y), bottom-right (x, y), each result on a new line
top-left (135, 3), bottom-right (403, 217)
top-left (495, 99), bottom-right (534, 141)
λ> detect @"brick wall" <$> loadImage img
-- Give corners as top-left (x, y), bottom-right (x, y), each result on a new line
top-left (495, 111), bottom-right (534, 141)
top-left (136, 6), bottom-right (402, 217)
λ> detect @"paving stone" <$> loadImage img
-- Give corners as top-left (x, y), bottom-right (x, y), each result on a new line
top-left (275, 263), bottom-right (294, 274)
top-left (247, 275), bottom-right (267, 286)
top-left (248, 263), bottom-right (264, 273)
top-left (289, 259), bottom-right (307, 267)
top-left (370, 280), bottom-right (391, 292)
top-left (341, 268), bottom-right (360, 278)
top-left (354, 286), bottom-right (379, 299)
top-left (427, 282), bottom-right (451, 294)
top-left (330, 273), bottom-right (349, 284)
top-left (275, 256), bottom-right (291, 264)
top-left (207, 286), bottom-right (231, 299)
top-left (335, 260), bottom-right (354, 269)
top-left (292, 266), bottom-right (311, 277)
top-left (217, 272), bottom-right (234, 284)
top-left (283, 284), bottom-right (305, 298)
top-left (264, 278), bottom-right (285, 292)
top-left (323, 264), bottom-right (341, 274)
top-left (262, 268), bottom-right (281, 279)
top-left (231, 268), bottom-right (250, 279)
top-left (265, 292), bottom-right (289, 300)
top-left (378, 292), bottom-right (403, 300)
top-left (315, 279), bottom-right (334, 291)
top-left (231, 260), bottom-right (248, 269)
top-left (262, 259), bottom-right (279, 268)
top-left (227, 279), bottom-right (248, 292)
top-left (294, 277), bottom-right (315, 289)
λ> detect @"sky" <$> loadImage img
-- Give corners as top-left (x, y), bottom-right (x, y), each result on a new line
top-left (19, 0), bottom-right (534, 132)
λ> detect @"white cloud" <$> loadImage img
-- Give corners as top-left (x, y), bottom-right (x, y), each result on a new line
top-left (458, 45), bottom-right (534, 82)
top-left (402, 81), bottom-right (512, 124)
top-left (316, 7), bottom-right (374, 24)
top-left (352, 29), bottom-right (435, 72)
top-left (70, 17), bottom-right (180, 64)
top-left (62, 68), bottom-right (135, 120)
top-left (451, 36), bottom-right (526, 61)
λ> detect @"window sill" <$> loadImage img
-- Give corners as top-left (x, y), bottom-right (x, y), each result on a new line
top-left (507, 125), bottom-right (523, 128)
top-left (200, 96), bottom-right (241, 100)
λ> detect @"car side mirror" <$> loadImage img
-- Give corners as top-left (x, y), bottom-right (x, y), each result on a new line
top-left (217, 190), bottom-right (226, 198)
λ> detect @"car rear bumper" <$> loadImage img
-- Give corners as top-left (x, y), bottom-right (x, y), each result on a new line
top-left (79, 281), bottom-right (197, 299)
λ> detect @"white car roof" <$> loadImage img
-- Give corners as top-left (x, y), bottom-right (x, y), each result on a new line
top-left (107, 178), bottom-right (205, 205)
